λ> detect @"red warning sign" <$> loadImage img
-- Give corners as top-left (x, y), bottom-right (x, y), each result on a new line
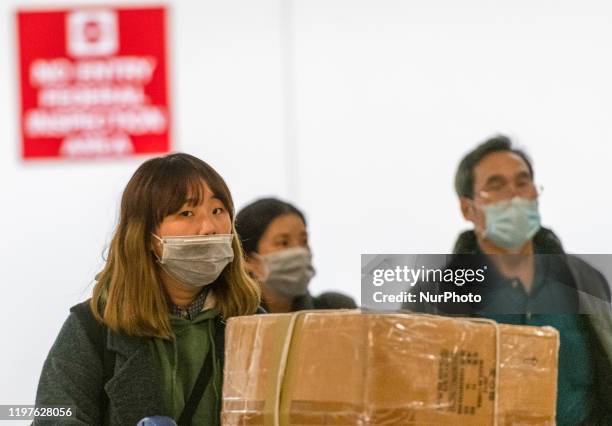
top-left (17, 7), bottom-right (171, 159)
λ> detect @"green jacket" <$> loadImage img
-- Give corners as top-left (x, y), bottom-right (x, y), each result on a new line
top-left (33, 300), bottom-right (225, 425)
top-left (152, 308), bottom-right (222, 425)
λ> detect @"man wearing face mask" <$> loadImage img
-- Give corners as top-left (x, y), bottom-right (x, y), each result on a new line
top-left (403, 135), bottom-right (612, 425)
top-left (236, 198), bottom-right (356, 313)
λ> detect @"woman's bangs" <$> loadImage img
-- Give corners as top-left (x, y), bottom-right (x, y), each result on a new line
top-left (152, 170), bottom-right (207, 224)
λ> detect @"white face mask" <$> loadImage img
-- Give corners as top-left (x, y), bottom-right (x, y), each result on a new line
top-left (261, 247), bottom-right (316, 298)
top-left (481, 197), bottom-right (541, 251)
top-left (152, 233), bottom-right (234, 287)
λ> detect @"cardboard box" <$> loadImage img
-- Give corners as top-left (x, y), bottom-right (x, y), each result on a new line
top-left (222, 310), bottom-right (559, 425)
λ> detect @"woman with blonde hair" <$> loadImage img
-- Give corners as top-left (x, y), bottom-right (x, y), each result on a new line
top-left (34, 153), bottom-right (261, 425)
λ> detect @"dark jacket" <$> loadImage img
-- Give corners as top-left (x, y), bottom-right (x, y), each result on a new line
top-left (406, 228), bottom-right (612, 422)
top-left (262, 290), bottom-right (357, 313)
top-left (34, 301), bottom-right (264, 426)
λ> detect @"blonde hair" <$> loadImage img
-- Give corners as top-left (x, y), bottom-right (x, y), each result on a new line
top-left (91, 153), bottom-right (260, 339)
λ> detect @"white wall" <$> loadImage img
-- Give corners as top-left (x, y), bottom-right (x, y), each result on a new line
top-left (293, 0), bottom-right (612, 302)
top-left (1, 0), bottom-right (612, 415)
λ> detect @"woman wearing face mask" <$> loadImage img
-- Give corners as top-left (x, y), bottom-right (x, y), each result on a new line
top-left (34, 153), bottom-right (261, 426)
top-left (235, 198), bottom-right (356, 313)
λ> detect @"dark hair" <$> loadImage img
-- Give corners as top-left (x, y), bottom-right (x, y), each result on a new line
top-left (124, 152), bottom-right (236, 229)
top-left (235, 198), bottom-right (306, 254)
top-left (91, 152), bottom-right (260, 338)
top-left (454, 135), bottom-right (534, 198)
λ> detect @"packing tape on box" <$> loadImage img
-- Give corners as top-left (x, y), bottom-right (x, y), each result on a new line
top-left (262, 314), bottom-right (297, 426)
top-left (263, 311), bottom-right (503, 426)
top-left (465, 317), bottom-right (501, 426)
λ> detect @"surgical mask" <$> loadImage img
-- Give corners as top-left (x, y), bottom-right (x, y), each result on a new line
top-left (152, 233), bottom-right (234, 287)
top-left (481, 197), bottom-right (541, 251)
top-left (260, 247), bottom-right (316, 298)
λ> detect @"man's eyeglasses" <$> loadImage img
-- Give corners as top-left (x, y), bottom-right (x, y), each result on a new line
top-left (477, 182), bottom-right (543, 202)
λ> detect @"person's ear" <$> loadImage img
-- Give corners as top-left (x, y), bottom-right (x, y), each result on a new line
top-left (244, 253), bottom-right (269, 283)
top-left (150, 232), bottom-right (162, 258)
top-left (460, 197), bottom-right (475, 222)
